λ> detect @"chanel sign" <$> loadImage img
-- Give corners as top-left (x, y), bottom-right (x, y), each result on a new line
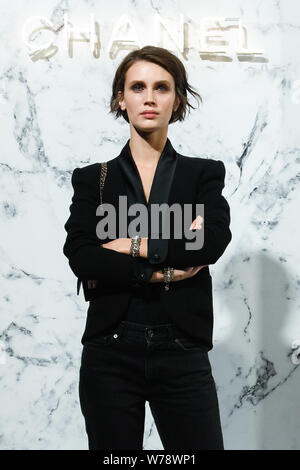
top-left (22, 13), bottom-right (265, 62)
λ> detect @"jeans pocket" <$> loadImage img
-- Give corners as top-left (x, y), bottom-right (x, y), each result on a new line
top-left (174, 337), bottom-right (208, 352)
top-left (84, 332), bottom-right (119, 348)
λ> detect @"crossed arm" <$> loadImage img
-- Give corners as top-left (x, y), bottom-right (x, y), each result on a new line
top-left (63, 160), bottom-right (232, 289)
top-left (63, 167), bottom-right (158, 289)
top-left (100, 216), bottom-right (203, 283)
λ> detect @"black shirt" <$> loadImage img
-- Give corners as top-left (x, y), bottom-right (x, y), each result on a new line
top-left (118, 138), bottom-right (177, 325)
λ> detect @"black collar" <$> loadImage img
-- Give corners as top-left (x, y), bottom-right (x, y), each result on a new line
top-left (118, 137), bottom-right (178, 206)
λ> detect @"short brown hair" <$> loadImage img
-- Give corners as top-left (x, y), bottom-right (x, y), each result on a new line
top-left (110, 45), bottom-right (202, 124)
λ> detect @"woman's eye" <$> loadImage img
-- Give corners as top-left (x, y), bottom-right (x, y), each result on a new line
top-left (158, 84), bottom-right (168, 90)
top-left (132, 83), bottom-right (142, 90)
top-left (132, 84), bottom-right (168, 91)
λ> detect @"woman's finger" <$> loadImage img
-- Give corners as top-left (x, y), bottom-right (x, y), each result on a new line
top-left (189, 215), bottom-right (204, 230)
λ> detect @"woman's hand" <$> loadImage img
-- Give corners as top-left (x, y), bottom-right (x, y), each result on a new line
top-left (102, 238), bottom-right (131, 255)
top-left (189, 215), bottom-right (203, 230)
top-left (102, 237), bottom-right (148, 257)
top-left (149, 265), bottom-right (208, 283)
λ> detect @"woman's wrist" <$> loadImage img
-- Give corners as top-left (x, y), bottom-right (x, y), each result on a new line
top-left (150, 270), bottom-right (164, 283)
top-left (129, 236), bottom-right (141, 257)
top-left (129, 237), bottom-right (147, 258)
top-left (163, 267), bottom-right (174, 291)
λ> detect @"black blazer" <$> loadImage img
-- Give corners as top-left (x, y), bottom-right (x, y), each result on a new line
top-left (63, 138), bottom-right (232, 350)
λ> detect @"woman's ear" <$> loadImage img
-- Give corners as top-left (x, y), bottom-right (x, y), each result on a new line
top-left (117, 91), bottom-right (125, 111)
top-left (173, 95), bottom-right (180, 113)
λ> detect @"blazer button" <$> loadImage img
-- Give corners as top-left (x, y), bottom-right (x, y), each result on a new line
top-left (140, 272), bottom-right (145, 279)
top-left (154, 253), bottom-right (160, 260)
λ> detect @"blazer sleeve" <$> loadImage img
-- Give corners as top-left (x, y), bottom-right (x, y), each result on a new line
top-left (63, 167), bottom-right (155, 288)
top-left (163, 159), bottom-right (232, 268)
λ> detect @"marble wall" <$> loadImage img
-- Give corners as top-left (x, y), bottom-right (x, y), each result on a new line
top-left (0, 0), bottom-right (299, 450)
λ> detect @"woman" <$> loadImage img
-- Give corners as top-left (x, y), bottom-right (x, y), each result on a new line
top-left (63, 46), bottom-right (232, 450)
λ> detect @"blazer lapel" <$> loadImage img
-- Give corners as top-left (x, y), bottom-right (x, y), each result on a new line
top-left (117, 137), bottom-right (178, 265)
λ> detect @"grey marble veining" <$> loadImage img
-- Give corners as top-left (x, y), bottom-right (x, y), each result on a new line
top-left (0, 0), bottom-right (299, 450)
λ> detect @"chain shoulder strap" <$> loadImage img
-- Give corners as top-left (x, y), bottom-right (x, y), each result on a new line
top-left (86, 161), bottom-right (107, 291)
top-left (99, 161), bottom-right (107, 206)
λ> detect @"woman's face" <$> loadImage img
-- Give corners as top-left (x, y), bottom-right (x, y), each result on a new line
top-left (118, 60), bottom-right (180, 133)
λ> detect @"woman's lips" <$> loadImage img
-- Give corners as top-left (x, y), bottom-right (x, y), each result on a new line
top-left (141, 112), bottom-right (158, 118)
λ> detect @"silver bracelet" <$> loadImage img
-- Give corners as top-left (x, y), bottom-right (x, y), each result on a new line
top-left (130, 235), bottom-right (141, 257)
top-left (163, 267), bottom-right (174, 291)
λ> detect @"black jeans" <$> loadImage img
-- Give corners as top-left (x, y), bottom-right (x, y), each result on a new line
top-left (79, 320), bottom-right (224, 450)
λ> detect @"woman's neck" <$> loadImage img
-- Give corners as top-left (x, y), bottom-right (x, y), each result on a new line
top-left (128, 134), bottom-right (167, 168)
